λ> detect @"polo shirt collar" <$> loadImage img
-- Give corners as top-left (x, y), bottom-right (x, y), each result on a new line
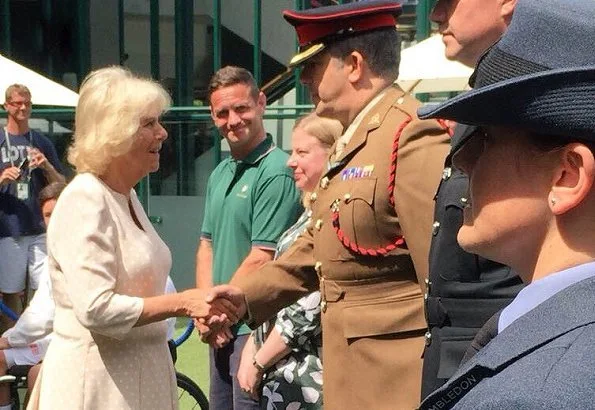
top-left (236, 134), bottom-right (275, 165)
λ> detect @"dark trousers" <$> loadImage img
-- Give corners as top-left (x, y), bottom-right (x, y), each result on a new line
top-left (209, 334), bottom-right (260, 410)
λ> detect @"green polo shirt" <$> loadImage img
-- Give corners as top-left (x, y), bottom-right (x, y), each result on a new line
top-left (201, 135), bottom-right (302, 335)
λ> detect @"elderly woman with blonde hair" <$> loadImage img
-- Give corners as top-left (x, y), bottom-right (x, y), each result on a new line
top-left (27, 66), bottom-right (236, 410)
top-left (237, 112), bottom-right (343, 409)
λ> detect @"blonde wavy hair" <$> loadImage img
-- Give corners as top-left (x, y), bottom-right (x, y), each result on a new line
top-left (293, 112), bottom-right (342, 149)
top-left (292, 113), bottom-right (343, 207)
top-left (68, 66), bottom-right (171, 174)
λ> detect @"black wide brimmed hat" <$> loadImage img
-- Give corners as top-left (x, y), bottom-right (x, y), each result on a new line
top-left (283, 0), bottom-right (402, 67)
top-left (418, 0), bottom-right (595, 145)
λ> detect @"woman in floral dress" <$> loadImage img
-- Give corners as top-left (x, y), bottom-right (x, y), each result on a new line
top-left (237, 113), bottom-right (342, 409)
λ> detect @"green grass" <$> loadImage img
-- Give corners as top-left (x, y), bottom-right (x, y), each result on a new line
top-left (174, 319), bottom-right (210, 408)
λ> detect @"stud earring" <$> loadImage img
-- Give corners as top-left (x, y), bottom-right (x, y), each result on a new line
top-left (550, 197), bottom-right (557, 206)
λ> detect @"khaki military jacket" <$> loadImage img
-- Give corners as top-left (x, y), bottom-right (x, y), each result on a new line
top-left (233, 84), bottom-right (450, 409)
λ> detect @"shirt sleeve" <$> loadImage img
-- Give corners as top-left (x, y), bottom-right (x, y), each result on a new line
top-left (393, 116), bottom-right (451, 287)
top-left (251, 174), bottom-right (303, 249)
top-left (3, 261), bottom-right (54, 346)
top-left (200, 174), bottom-right (214, 240)
top-left (47, 181), bottom-right (144, 340)
top-left (233, 225), bottom-right (319, 327)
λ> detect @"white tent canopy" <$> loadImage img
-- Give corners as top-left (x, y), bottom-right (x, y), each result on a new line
top-left (0, 54), bottom-right (79, 107)
top-left (397, 35), bottom-right (474, 94)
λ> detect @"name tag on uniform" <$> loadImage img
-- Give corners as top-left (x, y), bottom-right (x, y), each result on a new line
top-left (16, 182), bottom-right (29, 200)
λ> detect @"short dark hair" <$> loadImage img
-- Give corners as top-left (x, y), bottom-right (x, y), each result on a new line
top-left (207, 66), bottom-right (260, 104)
top-left (38, 182), bottom-right (67, 208)
top-left (327, 27), bottom-right (401, 82)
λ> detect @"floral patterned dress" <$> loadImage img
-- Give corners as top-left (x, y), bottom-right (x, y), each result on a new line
top-left (257, 209), bottom-right (323, 410)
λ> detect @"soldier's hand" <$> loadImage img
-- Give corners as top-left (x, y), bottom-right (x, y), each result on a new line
top-left (206, 284), bottom-right (247, 320)
top-left (181, 287), bottom-right (240, 325)
top-left (0, 166), bottom-right (20, 185)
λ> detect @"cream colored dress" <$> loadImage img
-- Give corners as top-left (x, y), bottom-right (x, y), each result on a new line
top-left (27, 173), bottom-right (178, 410)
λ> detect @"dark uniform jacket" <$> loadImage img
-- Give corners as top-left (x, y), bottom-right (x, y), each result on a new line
top-left (234, 84), bottom-right (451, 409)
top-left (421, 124), bottom-right (524, 398)
top-left (420, 275), bottom-right (595, 410)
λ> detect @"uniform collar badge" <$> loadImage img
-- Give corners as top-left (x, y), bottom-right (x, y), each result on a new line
top-left (368, 113), bottom-right (381, 126)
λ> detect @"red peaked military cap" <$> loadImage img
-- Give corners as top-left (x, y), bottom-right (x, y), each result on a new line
top-left (283, 0), bottom-right (402, 67)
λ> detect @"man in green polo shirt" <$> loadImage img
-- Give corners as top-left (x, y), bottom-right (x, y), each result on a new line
top-left (195, 66), bottom-right (302, 409)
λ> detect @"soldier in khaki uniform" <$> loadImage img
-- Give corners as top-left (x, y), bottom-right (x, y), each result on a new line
top-left (205, 1), bottom-right (451, 408)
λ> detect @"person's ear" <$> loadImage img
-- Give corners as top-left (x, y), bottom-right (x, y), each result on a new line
top-left (549, 143), bottom-right (595, 215)
top-left (500, 0), bottom-right (517, 20)
top-left (345, 51), bottom-right (365, 84)
top-left (257, 91), bottom-right (266, 112)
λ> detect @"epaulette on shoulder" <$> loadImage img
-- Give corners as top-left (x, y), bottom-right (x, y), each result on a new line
top-left (392, 94), bottom-right (452, 137)
top-left (391, 92), bottom-right (420, 116)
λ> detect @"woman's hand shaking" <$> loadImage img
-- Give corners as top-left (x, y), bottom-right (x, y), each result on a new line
top-left (185, 285), bottom-right (248, 348)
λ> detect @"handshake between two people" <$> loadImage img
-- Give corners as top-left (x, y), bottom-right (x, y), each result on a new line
top-left (182, 284), bottom-right (248, 348)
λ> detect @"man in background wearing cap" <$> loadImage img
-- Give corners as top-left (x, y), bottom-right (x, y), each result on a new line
top-left (208, 1), bottom-right (450, 408)
top-left (421, 0), bottom-right (523, 398)
top-left (419, 0), bottom-right (595, 407)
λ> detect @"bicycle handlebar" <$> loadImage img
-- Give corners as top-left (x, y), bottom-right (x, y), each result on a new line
top-left (173, 319), bottom-right (195, 347)
top-left (0, 301), bottom-right (19, 321)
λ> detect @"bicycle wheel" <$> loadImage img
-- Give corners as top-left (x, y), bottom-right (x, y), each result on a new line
top-left (176, 371), bottom-right (208, 410)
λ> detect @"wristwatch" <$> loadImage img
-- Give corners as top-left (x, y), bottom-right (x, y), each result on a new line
top-left (252, 356), bottom-right (266, 372)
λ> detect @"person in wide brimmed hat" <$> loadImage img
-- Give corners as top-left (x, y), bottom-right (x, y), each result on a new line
top-left (418, 0), bottom-right (595, 408)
